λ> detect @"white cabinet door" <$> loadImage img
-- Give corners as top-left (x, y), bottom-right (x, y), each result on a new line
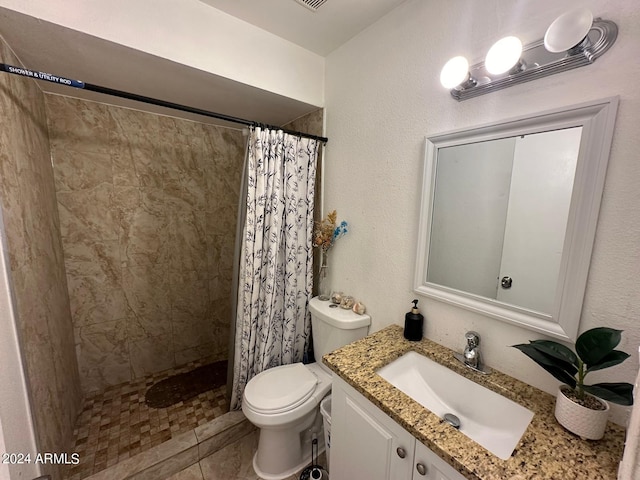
top-left (331, 377), bottom-right (414, 480)
top-left (413, 440), bottom-right (468, 480)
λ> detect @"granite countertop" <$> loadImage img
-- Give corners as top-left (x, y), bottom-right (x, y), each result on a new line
top-left (323, 325), bottom-right (626, 480)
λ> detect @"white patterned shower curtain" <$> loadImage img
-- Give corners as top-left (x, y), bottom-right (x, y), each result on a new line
top-left (230, 127), bottom-right (319, 410)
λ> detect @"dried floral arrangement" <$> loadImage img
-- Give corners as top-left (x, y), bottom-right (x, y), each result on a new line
top-left (313, 210), bottom-right (348, 253)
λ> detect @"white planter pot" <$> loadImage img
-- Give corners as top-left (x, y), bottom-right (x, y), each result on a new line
top-left (554, 387), bottom-right (610, 440)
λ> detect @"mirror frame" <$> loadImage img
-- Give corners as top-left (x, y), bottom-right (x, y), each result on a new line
top-left (414, 97), bottom-right (619, 341)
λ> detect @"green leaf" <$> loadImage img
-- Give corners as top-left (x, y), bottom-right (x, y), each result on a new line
top-left (528, 340), bottom-right (579, 369)
top-left (586, 350), bottom-right (630, 374)
top-left (513, 343), bottom-right (578, 375)
top-left (583, 383), bottom-right (634, 406)
top-left (512, 344), bottom-right (577, 387)
top-left (575, 327), bottom-right (622, 365)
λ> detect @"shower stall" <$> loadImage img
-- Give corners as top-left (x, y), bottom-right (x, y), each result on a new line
top-left (0, 32), bottom-right (324, 479)
top-left (47, 94), bottom-right (246, 479)
top-left (47, 93), bottom-right (244, 394)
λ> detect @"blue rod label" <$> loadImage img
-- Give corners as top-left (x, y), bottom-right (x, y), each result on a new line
top-left (1, 64), bottom-right (85, 88)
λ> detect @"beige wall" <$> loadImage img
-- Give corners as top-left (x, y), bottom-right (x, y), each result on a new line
top-left (46, 95), bottom-right (245, 394)
top-left (325, 0), bottom-right (640, 426)
top-left (0, 39), bottom-right (81, 479)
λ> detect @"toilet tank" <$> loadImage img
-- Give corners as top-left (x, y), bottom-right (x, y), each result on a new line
top-left (309, 297), bottom-right (371, 371)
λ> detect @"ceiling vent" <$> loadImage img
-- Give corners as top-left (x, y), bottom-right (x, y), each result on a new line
top-left (294, 0), bottom-right (328, 12)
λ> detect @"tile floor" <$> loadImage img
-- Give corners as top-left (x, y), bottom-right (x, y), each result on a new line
top-left (65, 360), bottom-right (229, 480)
top-left (167, 430), bottom-right (328, 480)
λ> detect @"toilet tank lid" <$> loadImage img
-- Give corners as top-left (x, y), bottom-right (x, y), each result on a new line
top-left (309, 297), bottom-right (371, 329)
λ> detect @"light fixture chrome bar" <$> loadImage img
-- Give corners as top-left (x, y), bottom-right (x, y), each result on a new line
top-left (450, 19), bottom-right (617, 101)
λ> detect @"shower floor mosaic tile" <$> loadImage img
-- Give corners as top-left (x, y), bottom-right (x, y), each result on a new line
top-left (64, 360), bottom-right (229, 480)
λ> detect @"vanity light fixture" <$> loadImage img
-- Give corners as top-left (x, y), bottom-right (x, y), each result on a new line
top-left (440, 9), bottom-right (617, 101)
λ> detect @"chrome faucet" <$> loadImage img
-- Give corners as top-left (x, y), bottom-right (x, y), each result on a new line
top-left (453, 331), bottom-right (491, 374)
top-left (463, 331), bottom-right (482, 369)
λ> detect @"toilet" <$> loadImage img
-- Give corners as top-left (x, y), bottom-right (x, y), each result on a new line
top-left (242, 296), bottom-right (371, 479)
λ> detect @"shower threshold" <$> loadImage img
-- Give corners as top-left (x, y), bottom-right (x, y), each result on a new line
top-left (80, 411), bottom-right (254, 480)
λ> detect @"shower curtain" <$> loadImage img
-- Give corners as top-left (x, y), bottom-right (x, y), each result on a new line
top-left (230, 127), bottom-right (320, 410)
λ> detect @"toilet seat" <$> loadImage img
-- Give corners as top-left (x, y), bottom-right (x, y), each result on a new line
top-left (244, 363), bottom-right (318, 414)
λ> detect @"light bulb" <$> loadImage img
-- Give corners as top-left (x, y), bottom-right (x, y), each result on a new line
top-left (440, 56), bottom-right (469, 89)
top-left (485, 36), bottom-right (523, 75)
top-left (544, 8), bottom-right (593, 53)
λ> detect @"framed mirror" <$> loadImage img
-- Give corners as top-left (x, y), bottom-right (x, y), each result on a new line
top-left (414, 97), bottom-right (619, 341)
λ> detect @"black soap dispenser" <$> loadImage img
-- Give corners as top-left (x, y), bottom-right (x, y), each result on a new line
top-left (404, 299), bottom-right (424, 341)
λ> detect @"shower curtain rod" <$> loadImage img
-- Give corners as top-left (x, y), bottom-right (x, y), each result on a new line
top-left (0, 63), bottom-right (328, 144)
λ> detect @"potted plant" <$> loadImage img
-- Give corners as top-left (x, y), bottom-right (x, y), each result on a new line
top-left (513, 327), bottom-right (634, 440)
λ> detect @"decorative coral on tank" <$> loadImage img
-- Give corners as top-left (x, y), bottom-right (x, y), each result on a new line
top-left (313, 210), bottom-right (348, 253)
top-left (313, 210), bottom-right (348, 300)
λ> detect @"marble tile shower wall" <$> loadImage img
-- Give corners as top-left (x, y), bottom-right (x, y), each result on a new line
top-left (45, 95), bottom-right (245, 394)
top-left (0, 40), bottom-right (82, 480)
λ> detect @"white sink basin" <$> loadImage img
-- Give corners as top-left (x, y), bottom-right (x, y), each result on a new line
top-left (377, 351), bottom-right (533, 460)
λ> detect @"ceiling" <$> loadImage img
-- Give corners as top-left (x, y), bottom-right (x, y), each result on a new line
top-left (199, 0), bottom-right (407, 56)
top-left (0, 1), bottom-right (405, 129)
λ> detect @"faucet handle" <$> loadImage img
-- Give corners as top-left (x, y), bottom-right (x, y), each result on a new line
top-left (465, 331), bottom-right (480, 348)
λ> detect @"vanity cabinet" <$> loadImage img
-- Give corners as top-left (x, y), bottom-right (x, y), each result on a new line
top-left (331, 376), bottom-right (467, 480)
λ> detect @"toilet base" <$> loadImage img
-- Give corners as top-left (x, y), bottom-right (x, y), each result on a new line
top-left (252, 410), bottom-right (325, 480)
top-left (253, 442), bottom-right (325, 480)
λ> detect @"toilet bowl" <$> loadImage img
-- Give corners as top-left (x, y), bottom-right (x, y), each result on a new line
top-left (242, 297), bottom-right (371, 479)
